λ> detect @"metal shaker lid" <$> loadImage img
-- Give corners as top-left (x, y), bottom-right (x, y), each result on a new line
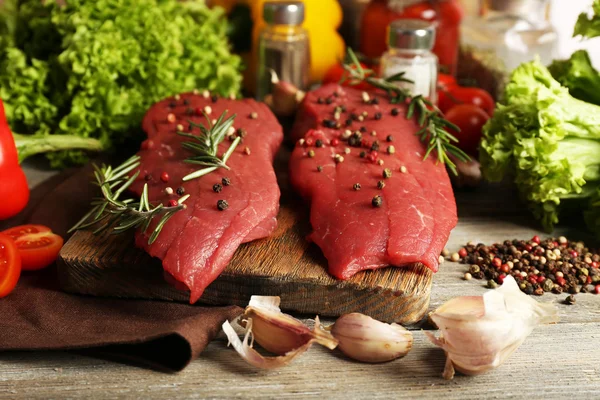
top-left (387, 19), bottom-right (436, 50)
top-left (263, 2), bottom-right (305, 25)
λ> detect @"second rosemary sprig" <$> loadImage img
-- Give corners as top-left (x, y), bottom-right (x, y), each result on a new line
top-left (69, 155), bottom-right (190, 244)
top-left (342, 48), bottom-right (470, 174)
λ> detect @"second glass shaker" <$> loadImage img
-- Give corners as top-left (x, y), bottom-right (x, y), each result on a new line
top-left (380, 19), bottom-right (438, 103)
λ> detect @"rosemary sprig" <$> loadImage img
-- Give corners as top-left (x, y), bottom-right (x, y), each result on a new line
top-left (69, 155), bottom-right (190, 245)
top-left (342, 48), bottom-right (470, 174)
top-left (177, 111), bottom-right (241, 181)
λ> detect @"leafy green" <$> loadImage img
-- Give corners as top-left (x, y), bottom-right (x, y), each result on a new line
top-left (480, 59), bottom-right (600, 234)
top-left (0, 0), bottom-right (241, 168)
top-left (548, 50), bottom-right (600, 106)
top-left (574, 0), bottom-right (600, 39)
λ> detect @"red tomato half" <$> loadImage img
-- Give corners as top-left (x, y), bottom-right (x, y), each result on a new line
top-left (1, 224), bottom-right (64, 271)
top-left (445, 104), bottom-right (491, 157)
top-left (439, 86), bottom-right (495, 116)
top-left (0, 233), bottom-right (21, 298)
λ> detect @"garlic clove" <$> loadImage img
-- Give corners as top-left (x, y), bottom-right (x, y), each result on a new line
top-left (223, 296), bottom-right (338, 369)
top-left (426, 276), bottom-right (559, 379)
top-left (330, 313), bottom-right (413, 363)
top-left (265, 69), bottom-right (305, 117)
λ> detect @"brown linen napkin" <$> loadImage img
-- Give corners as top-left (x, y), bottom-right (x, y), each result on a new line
top-left (0, 163), bottom-right (242, 372)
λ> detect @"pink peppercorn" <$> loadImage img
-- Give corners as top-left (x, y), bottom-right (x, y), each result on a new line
top-left (305, 138), bottom-right (314, 146)
top-left (141, 139), bottom-right (155, 150)
top-left (492, 257), bottom-right (502, 268)
top-left (160, 172), bottom-right (169, 183)
top-left (525, 244), bottom-right (533, 251)
top-left (587, 276), bottom-right (593, 285)
top-left (595, 285), bottom-right (600, 295)
top-left (497, 274), bottom-right (506, 284)
top-left (167, 199), bottom-right (178, 207)
top-left (532, 235), bottom-right (541, 244)
top-left (556, 277), bottom-right (566, 286)
top-left (528, 276), bottom-right (538, 285)
top-left (331, 138), bottom-right (339, 146)
top-left (570, 250), bottom-right (579, 258)
top-left (458, 248), bottom-right (467, 258)
top-left (592, 261), bottom-right (599, 269)
top-left (537, 275), bottom-right (546, 283)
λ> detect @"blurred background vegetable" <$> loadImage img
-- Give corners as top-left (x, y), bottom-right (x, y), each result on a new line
top-left (0, 0), bottom-right (242, 168)
top-left (574, 0), bottom-right (600, 39)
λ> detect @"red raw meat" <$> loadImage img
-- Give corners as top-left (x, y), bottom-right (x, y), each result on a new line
top-left (130, 93), bottom-right (283, 303)
top-left (289, 84), bottom-right (457, 279)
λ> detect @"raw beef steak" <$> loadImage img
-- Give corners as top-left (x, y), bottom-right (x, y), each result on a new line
top-left (289, 84), bottom-right (457, 279)
top-left (131, 93), bottom-right (283, 303)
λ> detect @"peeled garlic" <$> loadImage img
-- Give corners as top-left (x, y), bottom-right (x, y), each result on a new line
top-left (330, 313), bottom-right (413, 363)
top-left (222, 296), bottom-right (338, 369)
top-left (425, 275), bottom-right (559, 379)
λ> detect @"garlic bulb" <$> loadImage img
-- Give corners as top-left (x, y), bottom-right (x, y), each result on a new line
top-left (330, 313), bottom-right (413, 363)
top-left (222, 296), bottom-right (337, 369)
top-left (264, 69), bottom-right (306, 117)
top-left (425, 275), bottom-right (559, 379)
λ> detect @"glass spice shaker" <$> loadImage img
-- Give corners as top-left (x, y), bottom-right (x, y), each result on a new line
top-left (256, 1), bottom-right (310, 102)
top-left (380, 19), bottom-right (438, 103)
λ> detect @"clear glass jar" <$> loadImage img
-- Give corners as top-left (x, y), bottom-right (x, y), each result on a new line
top-left (380, 19), bottom-right (438, 103)
top-left (256, 2), bottom-right (310, 101)
top-left (461, 0), bottom-right (558, 72)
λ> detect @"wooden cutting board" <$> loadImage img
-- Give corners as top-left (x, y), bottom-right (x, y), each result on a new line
top-left (56, 149), bottom-right (432, 324)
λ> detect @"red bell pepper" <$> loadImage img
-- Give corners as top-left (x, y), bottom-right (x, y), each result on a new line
top-left (0, 99), bottom-right (29, 220)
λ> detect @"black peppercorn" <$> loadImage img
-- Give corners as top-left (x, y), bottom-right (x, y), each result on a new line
top-left (183, 99), bottom-right (190, 105)
top-left (377, 180), bottom-right (385, 189)
top-left (374, 112), bottom-right (382, 120)
top-left (211, 95), bottom-right (218, 103)
top-left (386, 135), bottom-right (394, 142)
top-left (169, 101), bottom-right (177, 108)
top-left (315, 139), bottom-right (324, 148)
top-left (317, 165), bottom-right (323, 172)
top-left (217, 199), bottom-right (229, 211)
top-left (371, 97), bottom-right (379, 105)
top-left (360, 126), bottom-right (367, 133)
top-left (359, 151), bottom-right (366, 158)
top-left (144, 174), bottom-right (152, 181)
top-left (371, 141), bottom-right (380, 151)
top-left (345, 119), bottom-right (353, 127)
top-left (372, 195), bottom-right (383, 207)
top-left (176, 186), bottom-right (185, 196)
top-left (391, 108), bottom-right (399, 116)
top-left (222, 177), bottom-right (231, 186)
top-left (383, 168), bottom-right (392, 179)
top-left (353, 183), bottom-right (361, 191)
top-left (317, 97), bottom-right (324, 104)
top-left (323, 119), bottom-right (336, 128)
top-left (325, 97), bottom-right (333, 105)
top-left (213, 183), bottom-right (223, 193)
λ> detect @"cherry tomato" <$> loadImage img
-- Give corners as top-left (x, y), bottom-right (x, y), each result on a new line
top-left (0, 233), bottom-right (21, 298)
top-left (445, 104), bottom-right (490, 157)
top-left (439, 86), bottom-right (495, 116)
top-left (437, 73), bottom-right (457, 90)
top-left (322, 62), bottom-right (374, 90)
top-left (1, 224), bottom-right (64, 271)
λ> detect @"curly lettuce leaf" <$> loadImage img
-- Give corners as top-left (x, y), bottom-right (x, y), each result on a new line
top-left (480, 59), bottom-right (600, 233)
top-left (0, 0), bottom-right (242, 168)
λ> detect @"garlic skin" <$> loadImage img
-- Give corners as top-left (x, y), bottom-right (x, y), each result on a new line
top-left (242, 296), bottom-right (337, 355)
top-left (425, 276), bottom-right (559, 379)
top-left (223, 296), bottom-right (337, 369)
top-left (330, 313), bottom-right (413, 363)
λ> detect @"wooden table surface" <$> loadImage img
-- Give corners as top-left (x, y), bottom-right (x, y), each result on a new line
top-left (2, 162), bottom-right (599, 399)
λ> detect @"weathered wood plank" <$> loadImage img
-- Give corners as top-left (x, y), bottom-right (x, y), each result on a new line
top-left (1, 322), bottom-right (599, 399)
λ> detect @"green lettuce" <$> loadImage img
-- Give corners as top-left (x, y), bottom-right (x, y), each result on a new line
top-left (480, 59), bottom-right (600, 234)
top-left (548, 50), bottom-right (600, 106)
top-left (0, 0), bottom-right (241, 168)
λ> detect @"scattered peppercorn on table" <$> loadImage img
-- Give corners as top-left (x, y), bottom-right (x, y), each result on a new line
top-left (2, 165), bottom-right (600, 399)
